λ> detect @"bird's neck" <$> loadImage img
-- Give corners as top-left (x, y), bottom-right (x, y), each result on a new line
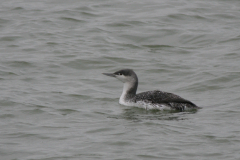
top-left (119, 81), bottom-right (138, 104)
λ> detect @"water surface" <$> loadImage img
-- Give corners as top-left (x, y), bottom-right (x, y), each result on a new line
top-left (0, 0), bottom-right (240, 159)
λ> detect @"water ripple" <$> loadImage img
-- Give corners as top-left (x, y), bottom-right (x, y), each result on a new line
top-left (1, 0), bottom-right (240, 159)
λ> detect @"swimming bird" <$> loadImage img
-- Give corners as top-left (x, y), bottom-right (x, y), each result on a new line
top-left (103, 69), bottom-right (199, 111)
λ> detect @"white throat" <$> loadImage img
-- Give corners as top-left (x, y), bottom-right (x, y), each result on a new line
top-left (119, 82), bottom-right (132, 105)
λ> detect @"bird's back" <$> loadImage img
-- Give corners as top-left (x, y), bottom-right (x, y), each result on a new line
top-left (134, 90), bottom-right (198, 110)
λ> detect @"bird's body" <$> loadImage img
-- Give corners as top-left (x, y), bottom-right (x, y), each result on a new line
top-left (120, 90), bottom-right (198, 110)
top-left (103, 69), bottom-right (199, 111)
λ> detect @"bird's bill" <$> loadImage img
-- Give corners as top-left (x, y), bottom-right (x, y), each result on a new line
top-left (102, 73), bottom-right (116, 77)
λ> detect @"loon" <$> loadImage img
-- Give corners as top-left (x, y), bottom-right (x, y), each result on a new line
top-left (103, 69), bottom-right (199, 111)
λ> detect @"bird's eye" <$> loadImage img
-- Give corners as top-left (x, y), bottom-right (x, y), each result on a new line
top-left (119, 73), bottom-right (122, 75)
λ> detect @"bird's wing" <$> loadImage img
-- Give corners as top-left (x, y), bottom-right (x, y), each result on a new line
top-left (135, 90), bottom-right (197, 106)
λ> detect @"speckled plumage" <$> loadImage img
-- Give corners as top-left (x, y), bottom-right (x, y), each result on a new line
top-left (103, 69), bottom-right (199, 111)
top-left (134, 90), bottom-right (197, 111)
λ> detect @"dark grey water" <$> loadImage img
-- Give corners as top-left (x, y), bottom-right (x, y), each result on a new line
top-left (1, 0), bottom-right (240, 159)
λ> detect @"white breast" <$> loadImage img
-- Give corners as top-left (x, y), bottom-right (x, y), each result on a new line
top-left (119, 93), bottom-right (134, 106)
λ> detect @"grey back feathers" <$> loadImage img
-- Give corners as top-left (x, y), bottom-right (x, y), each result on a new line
top-left (135, 90), bottom-right (197, 107)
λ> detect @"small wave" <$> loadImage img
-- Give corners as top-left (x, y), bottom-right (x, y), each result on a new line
top-left (12, 7), bottom-right (24, 10)
top-left (0, 70), bottom-right (18, 76)
top-left (7, 60), bottom-right (35, 68)
top-left (106, 22), bottom-right (131, 27)
top-left (167, 13), bottom-right (208, 21)
top-left (210, 13), bottom-right (238, 20)
top-left (109, 107), bottom-right (196, 121)
top-left (143, 44), bottom-right (173, 48)
top-left (218, 35), bottom-right (240, 44)
top-left (60, 17), bottom-right (86, 23)
top-left (21, 109), bottom-right (45, 115)
top-left (0, 36), bottom-right (21, 42)
top-left (57, 109), bottom-right (80, 115)
top-left (0, 114), bottom-right (15, 118)
top-left (0, 18), bottom-right (10, 24)
top-left (80, 11), bottom-right (100, 17)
